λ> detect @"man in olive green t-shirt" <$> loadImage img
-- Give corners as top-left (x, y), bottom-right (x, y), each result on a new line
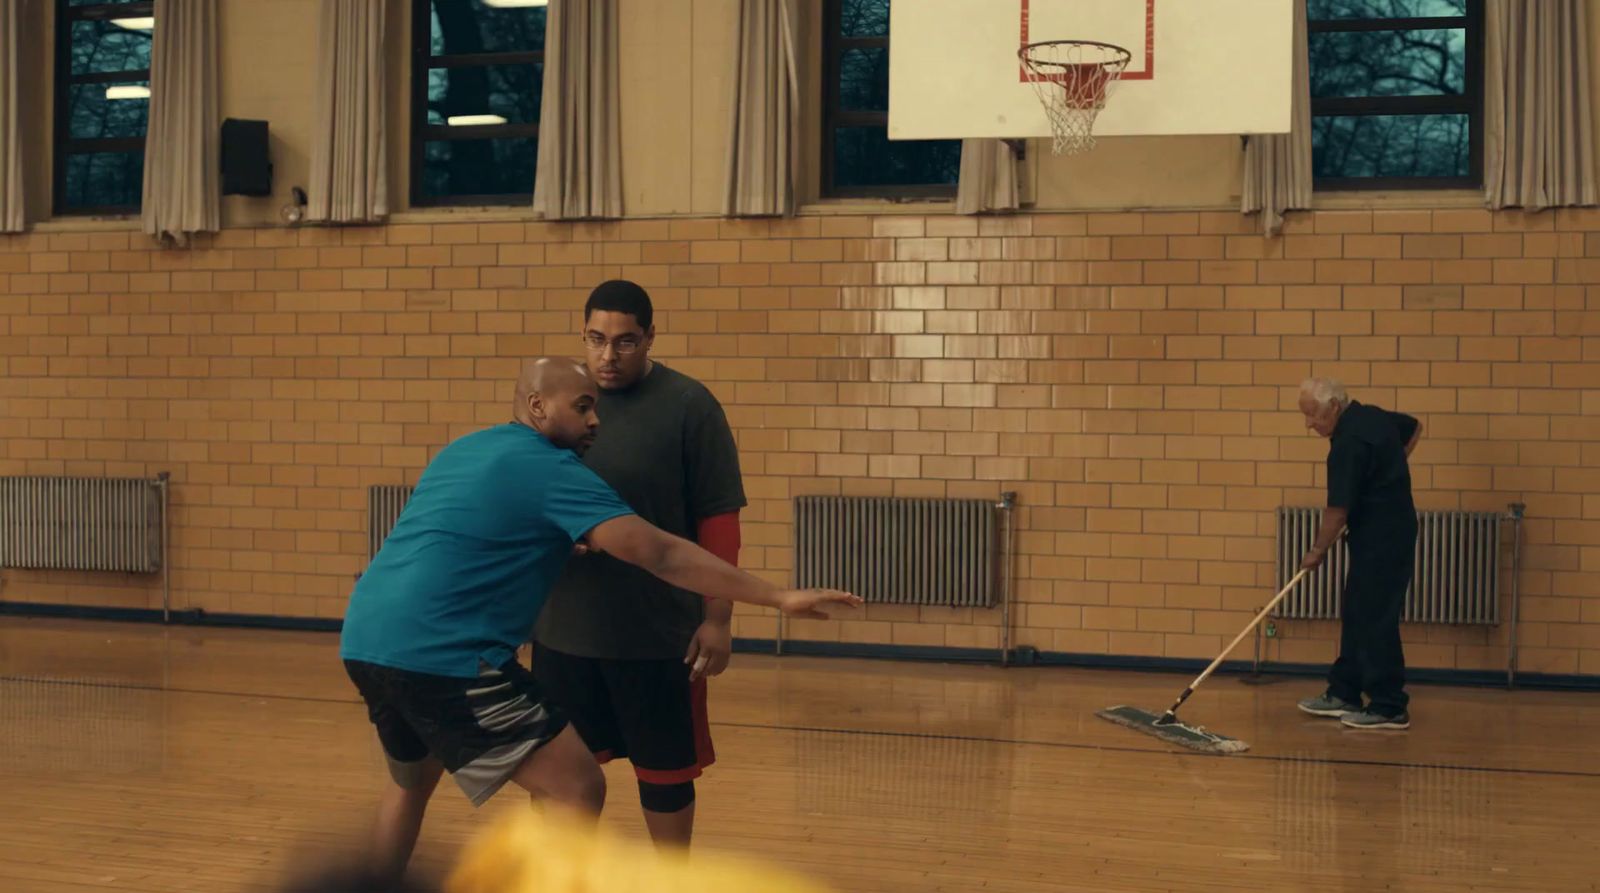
top-left (534, 280), bottom-right (747, 849)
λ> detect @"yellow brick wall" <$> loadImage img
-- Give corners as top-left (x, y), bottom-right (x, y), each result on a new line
top-left (2, 208), bottom-right (1598, 676)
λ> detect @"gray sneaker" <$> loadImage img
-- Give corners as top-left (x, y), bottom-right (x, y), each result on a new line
top-left (1297, 693), bottom-right (1361, 718)
top-left (1341, 710), bottom-right (1410, 730)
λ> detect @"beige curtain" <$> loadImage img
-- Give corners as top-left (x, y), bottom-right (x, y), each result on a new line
top-left (724, 0), bottom-right (800, 217)
top-left (532, 0), bottom-right (622, 219)
top-left (0, 0), bottom-right (23, 233)
top-left (1484, 0), bottom-right (1597, 210)
top-left (142, 0), bottom-right (220, 244)
top-left (955, 140), bottom-right (1022, 214)
top-left (308, 0), bottom-right (388, 223)
top-left (1240, 0), bottom-right (1311, 236)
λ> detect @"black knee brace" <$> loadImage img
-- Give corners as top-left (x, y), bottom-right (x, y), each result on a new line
top-left (637, 779), bottom-right (695, 813)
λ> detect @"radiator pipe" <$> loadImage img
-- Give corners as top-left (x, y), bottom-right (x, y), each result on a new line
top-left (1506, 502), bottom-right (1525, 690)
top-left (157, 472), bottom-right (171, 624)
top-left (998, 491), bottom-right (1017, 667)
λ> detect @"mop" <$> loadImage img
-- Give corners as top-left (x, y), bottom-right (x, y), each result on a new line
top-left (1097, 568), bottom-right (1311, 755)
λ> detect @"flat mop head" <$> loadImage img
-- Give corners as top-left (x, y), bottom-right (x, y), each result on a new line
top-left (1096, 705), bottom-right (1250, 755)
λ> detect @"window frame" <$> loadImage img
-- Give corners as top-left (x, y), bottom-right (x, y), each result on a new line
top-left (1307, 1), bottom-right (1485, 191)
top-left (820, 0), bottom-right (958, 200)
top-left (408, 0), bottom-right (544, 208)
top-left (53, 0), bottom-right (154, 216)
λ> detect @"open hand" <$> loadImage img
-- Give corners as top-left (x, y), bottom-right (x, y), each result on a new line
top-left (775, 588), bottom-right (862, 620)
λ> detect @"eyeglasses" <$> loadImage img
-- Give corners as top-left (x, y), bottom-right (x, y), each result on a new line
top-left (582, 333), bottom-right (644, 355)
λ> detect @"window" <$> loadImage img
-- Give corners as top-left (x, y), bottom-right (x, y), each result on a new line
top-left (411, 0), bottom-right (547, 207)
top-left (1307, 0), bottom-right (1483, 190)
top-left (822, 0), bottom-right (960, 198)
top-left (54, 0), bottom-right (153, 215)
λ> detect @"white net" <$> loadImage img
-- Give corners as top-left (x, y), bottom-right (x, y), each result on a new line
top-left (1019, 41), bottom-right (1132, 155)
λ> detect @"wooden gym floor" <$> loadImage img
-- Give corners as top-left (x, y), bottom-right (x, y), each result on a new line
top-left (1, 617), bottom-right (1597, 893)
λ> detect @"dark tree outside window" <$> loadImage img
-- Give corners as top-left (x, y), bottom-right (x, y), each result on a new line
top-left (1308, 0), bottom-right (1483, 189)
top-left (822, 0), bottom-right (960, 199)
top-left (55, 0), bottom-right (153, 214)
top-left (411, 0), bottom-right (546, 206)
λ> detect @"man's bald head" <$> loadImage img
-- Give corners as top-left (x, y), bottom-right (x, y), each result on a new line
top-left (513, 357), bottom-right (600, 452)
top-left (516, 357), bottom-right (595, 405)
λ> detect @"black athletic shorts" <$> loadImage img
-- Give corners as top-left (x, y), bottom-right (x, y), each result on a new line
top-left (344, 658), bottom-right (568, 806)
top-left (531, 645), bottom-right (714, 786)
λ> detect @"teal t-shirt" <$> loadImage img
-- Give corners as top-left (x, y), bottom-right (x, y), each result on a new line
top-left (340, 423), bottom-right (635, 678)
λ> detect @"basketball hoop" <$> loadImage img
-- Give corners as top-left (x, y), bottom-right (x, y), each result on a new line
top-left (1019, 40), bottom-right (1132, 155)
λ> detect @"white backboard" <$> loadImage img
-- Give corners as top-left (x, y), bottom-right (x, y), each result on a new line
top-left (888, 0), bottom-right (1295, 140)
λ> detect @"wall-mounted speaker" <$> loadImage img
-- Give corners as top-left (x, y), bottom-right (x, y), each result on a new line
top-left (220, 118), bottom-right (272, 197)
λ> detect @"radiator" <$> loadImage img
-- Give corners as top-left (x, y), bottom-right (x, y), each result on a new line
top-left (793, 496), bottom-right (1003, 608)
top-left (367, 485), bottom-right (415, 560)
top-left (1274, 506), bottom-right (1503, 624)
top-left (0, 476), bottom-right (167, 574)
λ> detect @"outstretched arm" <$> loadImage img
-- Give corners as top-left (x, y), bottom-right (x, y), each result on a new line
top-left (585, 514), bottom-right (859, 618)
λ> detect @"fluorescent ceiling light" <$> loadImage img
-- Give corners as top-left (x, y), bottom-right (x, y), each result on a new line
top-left (105, 85), bottom-right (151, 100)
top-left (446, 114), bottom-right (507, 126)
top-left (110, 16), bottom-right (155, 30)
top-left (482, 0), bottom-right (547, 7)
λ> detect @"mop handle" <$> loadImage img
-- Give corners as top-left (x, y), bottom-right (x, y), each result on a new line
top-left (1158, 568), bottom-right (1311, 720)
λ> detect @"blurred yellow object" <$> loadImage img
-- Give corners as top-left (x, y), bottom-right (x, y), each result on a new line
top-left (445, 809), bottom-right (836, 893)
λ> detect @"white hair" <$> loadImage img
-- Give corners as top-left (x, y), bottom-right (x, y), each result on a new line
top-left (1299, 377), bottom-right (1348, 409)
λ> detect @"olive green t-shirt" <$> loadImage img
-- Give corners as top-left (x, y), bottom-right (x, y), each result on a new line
top-left (535, 363), bottom-right (747, 659)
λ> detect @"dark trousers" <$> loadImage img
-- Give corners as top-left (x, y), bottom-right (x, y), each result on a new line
top-left (1327, 533), bottom-right (1414, 717)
